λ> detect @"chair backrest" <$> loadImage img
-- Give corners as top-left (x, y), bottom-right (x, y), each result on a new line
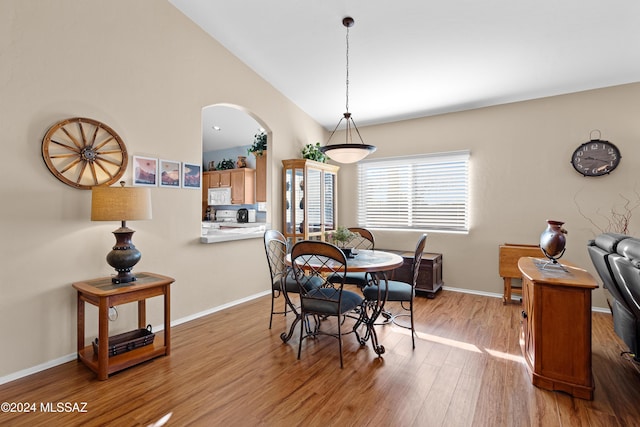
top-left (410, 234), bottom-right (428, 287)
top-left (611, 238), bottom-right (640, 317)
top-left (264, 229), bottom-right (289, 290)
top-left (587, 233), bottom-right (631, 310)
top-left (347, 227), bottom-right (375, 250)
top-left (290, 240), bottom-right (347, 310)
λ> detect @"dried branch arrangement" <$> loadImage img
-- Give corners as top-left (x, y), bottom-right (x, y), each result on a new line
top-left (575, 190), bottom-right (640, 235)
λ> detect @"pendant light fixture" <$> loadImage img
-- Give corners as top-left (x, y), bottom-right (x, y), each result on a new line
top-left (320, 16), bottom-right (376, 164)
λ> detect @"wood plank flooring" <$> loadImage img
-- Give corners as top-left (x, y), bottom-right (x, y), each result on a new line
top-left (2, 290), bottom-right (640, 426)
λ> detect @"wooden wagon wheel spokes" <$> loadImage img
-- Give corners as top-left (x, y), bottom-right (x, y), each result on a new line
top-left (42, 117), bottom-right (128, 189)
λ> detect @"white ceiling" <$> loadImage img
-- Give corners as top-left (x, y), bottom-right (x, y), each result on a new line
top-left (171, 0), bottom-right (640, 144)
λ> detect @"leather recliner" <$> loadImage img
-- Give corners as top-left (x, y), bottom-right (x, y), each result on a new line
top-left (587, 232), bottom-right (640, 359)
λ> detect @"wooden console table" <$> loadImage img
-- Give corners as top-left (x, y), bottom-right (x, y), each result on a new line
top-left (518, 257), bottom-right (597, 400)
top-left (73, 272), bottom-right (174, 380)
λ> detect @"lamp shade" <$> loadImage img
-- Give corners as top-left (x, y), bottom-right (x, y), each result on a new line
top-left (320, 144), bottom-right (377, 164)
top-left (91, 185), bottom-right (152, 221)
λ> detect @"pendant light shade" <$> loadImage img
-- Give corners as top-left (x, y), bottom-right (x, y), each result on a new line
top-left (320, 17), bottom-right (376, 164)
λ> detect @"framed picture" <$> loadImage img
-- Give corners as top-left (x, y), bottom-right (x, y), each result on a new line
top-left (159, 159), bottom-right (181, 188)
top-left (182, 162), bottom-right (202, 189)
top-left (132, 156), bottom-right (158, 187)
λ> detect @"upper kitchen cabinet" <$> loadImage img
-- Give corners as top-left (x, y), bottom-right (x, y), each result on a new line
top-left (206, 170), bottom-right (232, 188)
top-left (231, 168), bottom-right (255, 204)
top-left (254, 152), bottom-right (267, 203)
top-left (202, 168), bottom-right (255, 208)
top-left (282, 159), bottom-right (339, 243)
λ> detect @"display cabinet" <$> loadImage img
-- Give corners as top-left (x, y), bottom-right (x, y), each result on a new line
top-left (282, 159), bottom-right (339, 244)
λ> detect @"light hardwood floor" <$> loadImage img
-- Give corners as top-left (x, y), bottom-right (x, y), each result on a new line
top-left (2, 290), bottom-right (640, 426)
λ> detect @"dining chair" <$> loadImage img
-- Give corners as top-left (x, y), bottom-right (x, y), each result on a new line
top-left (263, 230), bottom-right (323, 339)
top-left (263, 230), bottom-right (297, 329)
top-left (362, 234), bottom-right (427, 349)
top-left (329, 227), bottom-right (376, 288)
top-left (290, 240), bottom-right (364, 368)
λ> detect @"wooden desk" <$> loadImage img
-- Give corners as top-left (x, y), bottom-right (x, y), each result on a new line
top-left (73, 272), bottom-right (174, 380)
top-left (518, 257), bottom-right (598, 400)
top-left (499, 243), bottom-right (544, 304)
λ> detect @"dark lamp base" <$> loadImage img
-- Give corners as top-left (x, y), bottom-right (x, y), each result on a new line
top-left (106, 226), bottom-right (142, 285)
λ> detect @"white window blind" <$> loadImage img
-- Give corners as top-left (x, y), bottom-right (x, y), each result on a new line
top-left (357, 150), bottom-right (470, 232)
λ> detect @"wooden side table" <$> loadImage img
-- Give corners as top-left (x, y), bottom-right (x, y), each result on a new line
top-left (73, 272), bottom-right (174, 380)
top-left (518, 257), bottom-right (597, 400)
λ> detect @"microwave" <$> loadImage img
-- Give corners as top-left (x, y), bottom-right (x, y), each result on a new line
top-left (208, 187), bottom-right (231, 205)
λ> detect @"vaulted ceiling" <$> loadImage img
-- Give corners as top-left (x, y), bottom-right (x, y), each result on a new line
top-left (170, 0), bottom-right (640, 146)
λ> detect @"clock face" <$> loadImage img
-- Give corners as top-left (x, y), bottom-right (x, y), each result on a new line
top-left (571, 139), bottom-right (621, 177)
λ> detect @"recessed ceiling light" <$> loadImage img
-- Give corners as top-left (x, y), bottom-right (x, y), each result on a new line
top-left (212, 126), bottom-right (221, 131)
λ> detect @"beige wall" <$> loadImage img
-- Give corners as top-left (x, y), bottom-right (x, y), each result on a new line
top-left (2, 0), bottom-right (640, 380)
top-left (338, 83), bottom-right (640, 307)
top-left (0, 0), bottom-right (325, 379)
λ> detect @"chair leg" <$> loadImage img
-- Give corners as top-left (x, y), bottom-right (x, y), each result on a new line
top-left (269, 292), bottom-right (276, 329)
top-left (297, 312), bottom-right (304, 360)
top-left (410, 299), bottom-right (415, 349)
top-left (338, 315), bottom-right (343, 369)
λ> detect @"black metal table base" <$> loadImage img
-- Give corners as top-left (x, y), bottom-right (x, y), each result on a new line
top-left (279, 273), bottom-right (390, 356)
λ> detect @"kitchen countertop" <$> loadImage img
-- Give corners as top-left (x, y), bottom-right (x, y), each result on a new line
top-left (200, 221), bottom-right (269, 243)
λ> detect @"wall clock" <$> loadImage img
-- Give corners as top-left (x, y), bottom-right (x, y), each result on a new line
top-left (42, 117), bottom-right (128, 189)
top-left (570, 139), bottom-right (621, 177)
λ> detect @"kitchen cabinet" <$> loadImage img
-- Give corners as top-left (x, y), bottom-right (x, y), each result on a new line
top-left (206, 170), bottom-right (231, 188)
top-left (282, 159), bottom-right (339, 244)
top-left (254, 152), bottom-right (267, 203)
top-left (231, 168), bottom-right (255, 204)
top-left (202, 169), bottom-right (255, 207)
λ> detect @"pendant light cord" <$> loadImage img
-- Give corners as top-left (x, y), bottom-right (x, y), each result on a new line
top-left (345, 24), bottom-right (350, 114)
top-left (324, 16), bottom-right (371, 150)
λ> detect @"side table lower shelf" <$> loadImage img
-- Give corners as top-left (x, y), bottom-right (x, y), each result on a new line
top-left (77, 335), bottom-right (167, 377)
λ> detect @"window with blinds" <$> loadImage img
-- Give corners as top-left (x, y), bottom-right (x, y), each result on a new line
top-left (357, 150), bottom-right (470, 232)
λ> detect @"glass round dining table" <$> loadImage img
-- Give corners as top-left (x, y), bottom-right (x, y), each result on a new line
top-left (285, 249), bottom-right (404, 355)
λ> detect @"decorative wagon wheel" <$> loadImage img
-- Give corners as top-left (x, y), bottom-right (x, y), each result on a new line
top-left (42, 117), bottom-right (128, 189)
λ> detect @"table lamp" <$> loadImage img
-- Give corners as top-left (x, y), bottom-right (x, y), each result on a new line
top-left (91, 181), bottom-right (152, 284)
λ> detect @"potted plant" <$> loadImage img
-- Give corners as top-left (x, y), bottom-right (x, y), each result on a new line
top-left (248, 131), bottom-right (267, 157)
top-left (216, 158), bottom-right (235, 170)
top-left (326, 226), bottom-right (358, 257)
top-left (302, 142), bottom-right (327, 163)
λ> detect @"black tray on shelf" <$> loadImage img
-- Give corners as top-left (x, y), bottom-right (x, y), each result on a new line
top-left (92, 325), bottom-right (155, 357)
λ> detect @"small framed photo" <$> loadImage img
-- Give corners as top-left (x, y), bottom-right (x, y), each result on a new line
top-left (159, 159), bottom-right (181, 188)
top-left (133, 156), bottom-right (158, 187)
top-left (182, 162), bottom-right (202, 189)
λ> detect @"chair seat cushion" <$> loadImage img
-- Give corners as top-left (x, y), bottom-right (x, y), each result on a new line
top-left (362, 280), bottom-right (413, 302)
top-left (274, 272), bottom-right (323, 294)
top-left (303, 288), bottom-right (363, 315)
top-left (328, 271), bottom-right (371, 288)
